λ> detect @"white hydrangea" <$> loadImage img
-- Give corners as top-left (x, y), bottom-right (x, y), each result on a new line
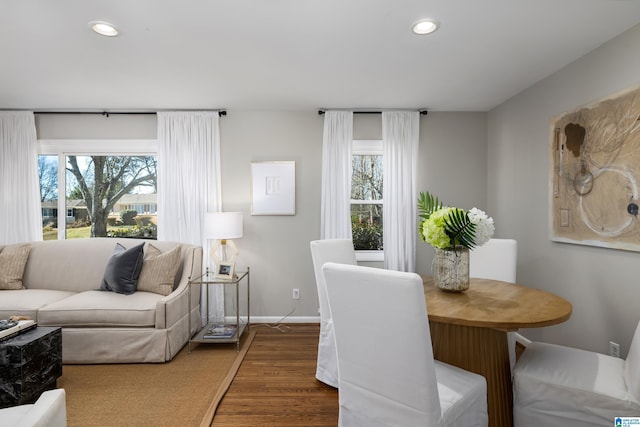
top-left (468, 207), bottom-right (495, 247)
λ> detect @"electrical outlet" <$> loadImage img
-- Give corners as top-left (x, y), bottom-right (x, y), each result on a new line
top-left (610, 341), bottom-right (620, 358)
top-left (292, 288), bottom-right (300, 300)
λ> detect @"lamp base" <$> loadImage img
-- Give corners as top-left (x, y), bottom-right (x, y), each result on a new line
top-left (211, 239), bottom-right (239, 279)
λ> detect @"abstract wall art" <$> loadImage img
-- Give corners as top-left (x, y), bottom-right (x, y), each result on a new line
top-left (550, 85), bottom-right (640, 251)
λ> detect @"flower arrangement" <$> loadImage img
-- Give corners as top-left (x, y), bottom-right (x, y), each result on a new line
top-left (418, 191), bottom-right (495, 251)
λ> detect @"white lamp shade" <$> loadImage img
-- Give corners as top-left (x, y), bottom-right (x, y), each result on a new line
top-left (204, 212), bottom-right (243, 239)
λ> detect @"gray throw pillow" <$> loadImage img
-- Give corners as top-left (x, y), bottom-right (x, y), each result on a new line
top-left (100, 242), bottom-right (145, 295)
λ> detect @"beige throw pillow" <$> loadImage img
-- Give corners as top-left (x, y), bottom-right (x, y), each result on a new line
top-left (0, 243), bottom-right (31, 290)
top-left (137, 244), bottom-right (182, 296)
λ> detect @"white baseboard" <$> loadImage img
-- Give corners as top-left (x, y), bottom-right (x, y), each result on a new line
top-left (249, 316), bottom-right (320, 324)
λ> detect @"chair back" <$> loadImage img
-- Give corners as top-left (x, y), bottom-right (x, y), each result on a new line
top-left (322, 262), bottom-right (441, 426)
top-left (310, 239), bottom-right (357, 323)
top-left (470, 238), bottom-right (517, 283)
top-left (309, 239), bottom-right (357, 387)
top-left (625, 319), bottom-right (640, 402)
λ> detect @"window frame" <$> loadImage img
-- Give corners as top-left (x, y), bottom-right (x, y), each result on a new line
top-left (351, 139), bottom-right (384, 262)
top-left (37, 139), bottom-right (157, 240)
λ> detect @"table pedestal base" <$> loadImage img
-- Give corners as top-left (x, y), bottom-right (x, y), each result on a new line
top-left (429, 322), bottom-right (512, 427)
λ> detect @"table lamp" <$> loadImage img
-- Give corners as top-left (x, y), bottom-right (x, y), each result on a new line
top-left (204, 211), bottom-right (243, 278)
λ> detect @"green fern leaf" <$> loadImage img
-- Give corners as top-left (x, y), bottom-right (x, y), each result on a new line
top-left (443, 208), bottom-right (477, 249)
top-left (417, 191), bottom-right (442, 220)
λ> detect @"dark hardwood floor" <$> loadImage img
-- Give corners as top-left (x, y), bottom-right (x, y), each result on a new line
top-left (212, 323), bottom-right (339, 427)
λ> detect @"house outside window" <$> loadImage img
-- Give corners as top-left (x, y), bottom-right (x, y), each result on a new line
top-left (351, 140), bottom-right (383, 262)
top-left (38, 139), bottom-right (157, 240)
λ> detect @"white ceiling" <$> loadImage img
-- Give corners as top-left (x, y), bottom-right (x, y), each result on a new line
top-left (2, 0), bottom-right (640, 112)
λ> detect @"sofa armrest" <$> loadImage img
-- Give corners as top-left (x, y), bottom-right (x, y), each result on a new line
top-left (154, 245), bottom-right (202, 329)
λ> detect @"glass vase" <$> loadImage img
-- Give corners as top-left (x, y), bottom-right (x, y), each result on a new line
top-left (432, 246), bottom-right (470, 292)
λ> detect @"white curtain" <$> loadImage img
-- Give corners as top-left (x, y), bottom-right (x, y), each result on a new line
top-left (0, 112), bottom-right (42, 245)
top-left (157, 111), bottom-right (223, 322)
top-left (382, 111), bottom-right (420, 272)
top-left (320, 111), bottom-right (353, 239)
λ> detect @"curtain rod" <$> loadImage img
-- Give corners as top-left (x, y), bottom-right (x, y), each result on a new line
top-left (318, 110), bottom-right (428, 115)
top-left (32, 110), bottom-right (227, 117)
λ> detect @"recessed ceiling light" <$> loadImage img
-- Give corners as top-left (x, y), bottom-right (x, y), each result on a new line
top-left (412, 19), bottom-right (439, 35)
top-left (89, 21), bottom-right (119, 37)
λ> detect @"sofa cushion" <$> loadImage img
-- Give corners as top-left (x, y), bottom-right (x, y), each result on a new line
top-left (137, 244), bottom-right (182, 296)
top-left (38, 290), bottom-right (161, 327)
top-left (0, 243), bottom-right (31, 290)
top-left (100, 242), bottom-right (145, 295)
top-left (0, 289), bottom-right (76, 320)
top-left (22, 239), bottom-right (186, 293)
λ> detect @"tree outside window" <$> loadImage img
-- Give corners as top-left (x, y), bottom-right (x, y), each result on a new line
top-left (38, 154), bottom-right (157, 240)
top-left (66, 155), bottom-right (157, 237)
top-left (351, 140), bottom-right (383, 252)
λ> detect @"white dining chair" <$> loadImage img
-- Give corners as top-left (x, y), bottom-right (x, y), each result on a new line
top-left (513, 319), bottom-right (640, 427)
top-left (470, 238), bottom-right (519, 371)
top-left (322, 262), bottom-right (488, 427)
top-left (309, 239), bottom-right (357, 388)
top-left (469, 238), bottom-right (517, 283)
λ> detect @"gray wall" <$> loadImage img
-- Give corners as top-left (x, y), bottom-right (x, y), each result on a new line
top-left (487, 23), bottom-right (640, 356)
top-left (36, 113), bottom-right (156, 139)
top-left (415, 112), bottom-right (487, 275)
top-left (220, 111), bottom-right (487, 320)
top-left (218, 111), bottom-right (324, 320)
top-left (35, 111), bottom-right (487, 322)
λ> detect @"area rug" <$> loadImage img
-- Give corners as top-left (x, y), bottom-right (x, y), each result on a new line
top-left (57, 330), bottom-right (255, 427)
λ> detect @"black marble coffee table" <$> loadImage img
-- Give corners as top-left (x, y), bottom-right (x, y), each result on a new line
top-left (0, 326), bottom-right (62, 408)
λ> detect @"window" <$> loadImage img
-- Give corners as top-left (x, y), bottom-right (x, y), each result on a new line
top-left (38, 140), bottom-right (157, 240)
top-left (351, 140), bottom-right (383, 261)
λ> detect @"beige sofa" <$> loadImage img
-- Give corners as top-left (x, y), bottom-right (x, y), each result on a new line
top-left (0, 238), bottom-right (202, 364)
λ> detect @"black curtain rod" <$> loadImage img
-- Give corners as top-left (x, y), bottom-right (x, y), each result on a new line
top-left (318, 110), bottom-right (428, 115)
top-left (33, 110), bottom-right (227, 117)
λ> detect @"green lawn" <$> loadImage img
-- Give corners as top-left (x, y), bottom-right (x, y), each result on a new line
top-left (43, 225), bottom-right (138, 240)
top-left (43, 226), bottom-right (90, 240)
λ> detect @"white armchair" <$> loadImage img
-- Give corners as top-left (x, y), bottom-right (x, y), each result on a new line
top-left (323, 262), bottom-right (488, 427)
top-left (309, 239), bottom-right (357, 388)
top-left (513, 319), bottom-right (640, 426)
top-left (0, 389), bottom-right (67, 427)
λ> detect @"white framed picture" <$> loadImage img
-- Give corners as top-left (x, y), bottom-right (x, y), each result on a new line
top-left (251, 161), bottom-right (296, 215)
top-left (215, 261), bottom-right (235, 280)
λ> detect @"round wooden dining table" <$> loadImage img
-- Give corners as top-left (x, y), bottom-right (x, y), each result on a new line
top-left (423, 276), bottom-right (572, 427)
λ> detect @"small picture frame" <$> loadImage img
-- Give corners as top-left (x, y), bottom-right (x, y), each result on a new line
top-left (215, 261), bottom-right (235, 280)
